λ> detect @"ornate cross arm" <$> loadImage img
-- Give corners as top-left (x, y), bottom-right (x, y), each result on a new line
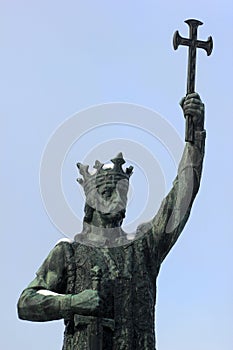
top-left (173, 19), bottom-right (213, 142)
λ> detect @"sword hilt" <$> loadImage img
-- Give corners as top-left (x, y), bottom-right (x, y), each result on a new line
top-left (89, 266), bottom-right (103, 350)
top-left (91, 266), bottom-right (102, 292)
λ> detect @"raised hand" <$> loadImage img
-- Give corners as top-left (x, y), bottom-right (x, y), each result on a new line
top-left (180, 93), bottom-right (205, 131)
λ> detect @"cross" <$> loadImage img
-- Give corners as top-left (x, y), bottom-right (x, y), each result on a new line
top-left (173, 19), bottom-right (213, 142)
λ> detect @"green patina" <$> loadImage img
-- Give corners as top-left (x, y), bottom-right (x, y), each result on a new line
top-left (18, 94), bottom-right (206, 349)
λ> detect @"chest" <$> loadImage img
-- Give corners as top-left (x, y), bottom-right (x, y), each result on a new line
top-left (72, 240), bottom-right (154, 290)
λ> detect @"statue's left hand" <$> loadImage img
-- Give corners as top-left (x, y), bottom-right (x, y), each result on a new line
top-left (180, 92), bottom-right (205, 131)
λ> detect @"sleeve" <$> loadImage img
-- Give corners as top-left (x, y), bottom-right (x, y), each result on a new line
top-left (136, 130), bottom-right (206, 265)
top-left (17, 241), bottom-right (73, 322)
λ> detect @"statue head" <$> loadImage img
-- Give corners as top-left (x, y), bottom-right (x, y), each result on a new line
top-left (77, 153), bottom-right (133, 228)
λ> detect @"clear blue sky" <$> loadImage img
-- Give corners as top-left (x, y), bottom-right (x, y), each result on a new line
top-left (1, 1), bottom-right (233, 349)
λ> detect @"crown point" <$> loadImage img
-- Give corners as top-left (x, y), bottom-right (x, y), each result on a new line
top-left (77, 178), bottom-right (84, 185)
top-left (126, 166), bottom-right (134, 176)
top-left (76, 163), bottom-right (90, 179)
top-left (116, 152), bottom-right (123, 158)
top-left (93, 160), bottom-right (103, 170)
top-left (111, 152), bottom-right (125, 166)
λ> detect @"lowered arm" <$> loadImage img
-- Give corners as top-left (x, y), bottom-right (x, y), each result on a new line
top-left (17, 240), bottom-right (73, 321)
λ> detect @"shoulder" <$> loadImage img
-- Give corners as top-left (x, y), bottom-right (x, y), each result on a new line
top-left (43, 238), bottom-right (74, 256)
top-left (39, 238), bottom-right (74, 271)
top-left (54, 237), bottom-right (75, 252)
top-left (55, 237), bottom-right (74, 245)
top-left (54, 237), bottom-right (75, 261)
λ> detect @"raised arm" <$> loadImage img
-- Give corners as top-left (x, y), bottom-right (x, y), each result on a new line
top-left (136, 93), bottom-right (206, 264)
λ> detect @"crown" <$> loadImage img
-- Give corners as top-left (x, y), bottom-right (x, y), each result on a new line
top-left (76, 152), bottom-right (133, 195)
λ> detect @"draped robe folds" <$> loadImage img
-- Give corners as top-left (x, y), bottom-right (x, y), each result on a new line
top-left (18, 131), bottom-right (205, 350)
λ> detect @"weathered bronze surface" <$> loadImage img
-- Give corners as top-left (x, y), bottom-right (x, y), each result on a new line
top-left (17, 21), bottom-right (211, 350)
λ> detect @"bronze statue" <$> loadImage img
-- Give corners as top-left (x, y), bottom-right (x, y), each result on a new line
top-left (17, 19), bottom-right (212, 350)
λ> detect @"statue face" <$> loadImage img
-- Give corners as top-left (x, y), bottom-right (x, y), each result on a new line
top-left (98, 175), bottom-right (128, 215)
top-left (86, 171), bottom-right (129, 218)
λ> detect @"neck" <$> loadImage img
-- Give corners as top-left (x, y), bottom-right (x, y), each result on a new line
top-left (90, 210), bottom-right (123, 228)
top-left (80, 222), bottom-right (126, 245)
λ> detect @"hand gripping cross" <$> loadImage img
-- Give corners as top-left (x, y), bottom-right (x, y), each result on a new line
top-left (173, 19), bottom-right (213, 142)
